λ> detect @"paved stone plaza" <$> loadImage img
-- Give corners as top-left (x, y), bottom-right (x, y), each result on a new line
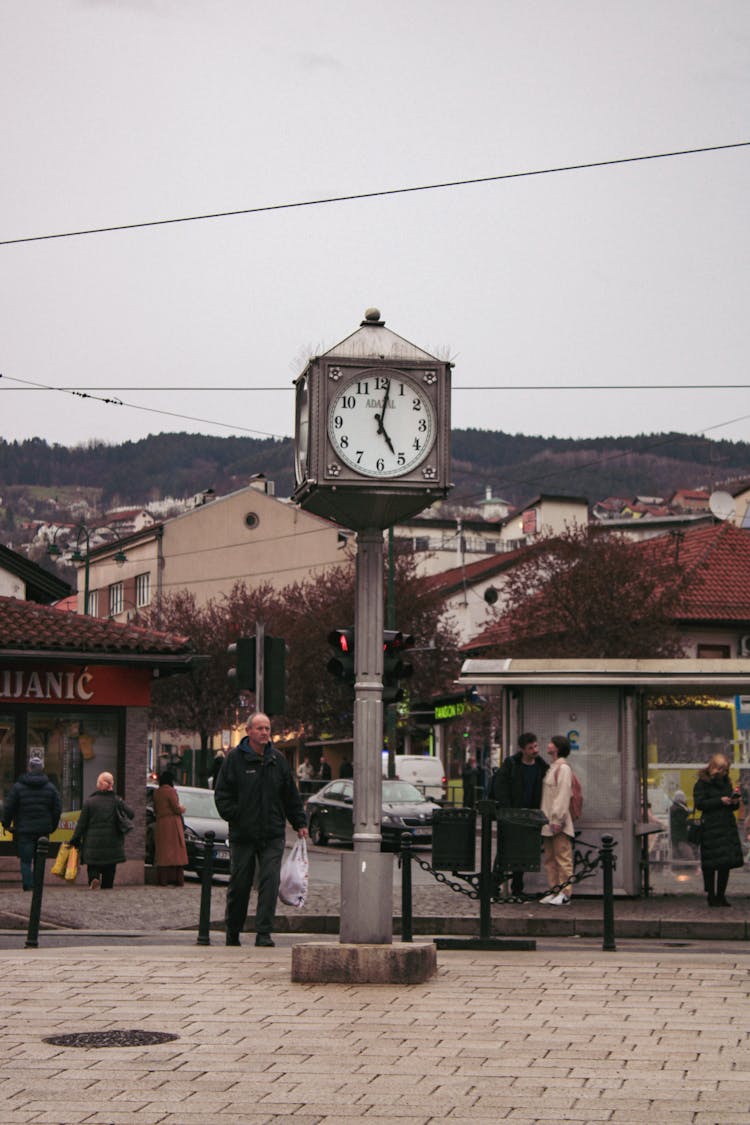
top-left (1, 939), bottom-right (749, 1124)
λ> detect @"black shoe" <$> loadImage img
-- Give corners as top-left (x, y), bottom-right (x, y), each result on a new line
top-left (225, 932), bottom-right (241, 946)
top-left (707, 896), bottom-right (719, 907)
top-left (255, 933), bottom-right (275, 947)
top-left (717, 897), bottom-right (732, 908)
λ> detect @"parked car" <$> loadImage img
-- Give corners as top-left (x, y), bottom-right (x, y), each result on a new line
top-left (146, 784), bottom-right (230, 875)
top-left (306, 778), bottom-right (441, 849)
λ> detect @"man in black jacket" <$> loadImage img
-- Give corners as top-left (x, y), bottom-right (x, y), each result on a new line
top-left (215, 713), bottom-right (307, 947)
top-left (2, 754), bottom-right (61, 890)
top-left (489, 732), bottom-right (548, 900)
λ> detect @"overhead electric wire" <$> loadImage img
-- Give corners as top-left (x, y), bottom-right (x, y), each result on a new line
top-left (1, 141), bottom-right (748, 247)
top-left (2, 383), bottom-right (749, 392)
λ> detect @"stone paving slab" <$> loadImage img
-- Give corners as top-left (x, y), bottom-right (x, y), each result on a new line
top-left (0, 944), bottom-right (749, 1124)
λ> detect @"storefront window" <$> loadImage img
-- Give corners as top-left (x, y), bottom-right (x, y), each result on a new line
top-left (646, 694), bottom-right (749, 894)
top-left (0, 713), bottom-right (16, 822)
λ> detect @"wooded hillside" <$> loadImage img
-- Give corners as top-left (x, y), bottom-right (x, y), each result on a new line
top-left (0, 429), bottom-right (747, 513)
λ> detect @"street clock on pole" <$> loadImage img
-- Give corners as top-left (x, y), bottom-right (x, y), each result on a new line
top-left (292, 309), bottom-right (452, 530)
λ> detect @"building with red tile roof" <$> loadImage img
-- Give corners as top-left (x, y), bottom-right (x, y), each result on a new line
top-left (0, 596), bottom-right (199, 888)
top-left (464, 523), bottom-right (750, 658)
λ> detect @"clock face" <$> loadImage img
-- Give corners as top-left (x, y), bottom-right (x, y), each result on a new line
top-left (327, 370), bottom-right (436, 478)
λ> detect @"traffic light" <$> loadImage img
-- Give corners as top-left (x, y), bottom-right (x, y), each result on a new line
top-left (327, 628), bottom-right (355, 684)
top-left (227, 637), bottom-right (255, 691)
top-left (264, 635), bottom-right (286, 716)
top-left (383, 630), bottom-right (415, 704)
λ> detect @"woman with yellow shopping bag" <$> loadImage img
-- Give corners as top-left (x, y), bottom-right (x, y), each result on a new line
top-left (70, 772), bottom-right (134, 889)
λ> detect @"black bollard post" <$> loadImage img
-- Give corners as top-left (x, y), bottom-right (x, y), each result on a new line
top-left (477, 800), bottom-right (495, 941)
top-left (196, 830), bottom-right (216, 946)
top-left (25, 836), bottom-right (49, 949)
top-left (600, 834), bottom-right (616, 952)
top-left (400, 833), bottom-right (413, 943)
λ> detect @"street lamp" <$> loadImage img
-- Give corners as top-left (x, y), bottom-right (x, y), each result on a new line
top-left (47, 523), bottom-right (128, 616)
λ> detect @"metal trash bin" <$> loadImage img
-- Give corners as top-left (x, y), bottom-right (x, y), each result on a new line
top-left (431, 807), bottom-right (477, 871)
top-left (494, 807), bottom-right (548, 875)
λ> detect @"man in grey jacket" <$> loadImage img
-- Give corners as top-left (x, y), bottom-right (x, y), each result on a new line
top-left (215, 713), bottom-right (307, 947)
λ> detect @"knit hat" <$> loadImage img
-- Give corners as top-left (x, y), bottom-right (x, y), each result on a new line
top-left (28, 755), bottom-right (44, 772)
top-left (672, 790), bottom-right (687, 807)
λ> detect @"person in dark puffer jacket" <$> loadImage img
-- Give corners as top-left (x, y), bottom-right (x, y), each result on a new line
top-left (693, 752), bottom-right (743, 908)
top-left (71, 771), bottom-right (134, 889)
top-left (215, 712), bottom-right (307, 948)
top-left (2, 754), bottom-right (61, 890)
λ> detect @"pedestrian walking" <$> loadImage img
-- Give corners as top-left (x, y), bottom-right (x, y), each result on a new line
top-left (318, 753), bottom-right (332, 783)
top-left (296, 755), bottom-right (314, 795)
top-left (489, 732), bottom-right (549, 901)
top-left (209, 750), bottom-right (225, 789)
top-left (153, 771), bottom-right (188, 886)
top-left (693, 753), bottom-right (743, 907)
top-left (214, 712), bottom-right (308, 947)
top-left (70, 771), bottom-right (134, 889)
top-left (339, 757), bottom-right (353, 779)
top-left (1, 754), bottom-right (61, 890)
top-left (539, 736), bottom-right (574, 906)
top-left (461, 756), bottom-right (480, 809)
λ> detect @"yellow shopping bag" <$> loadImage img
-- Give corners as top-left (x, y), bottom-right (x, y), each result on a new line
top-left (65, 845), bottom-right (80, 882)
top-left (51, 842), bottom-right (71, 879)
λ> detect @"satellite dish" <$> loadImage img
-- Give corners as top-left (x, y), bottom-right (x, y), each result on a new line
top-left (709, 491), bottom-right (735, 521)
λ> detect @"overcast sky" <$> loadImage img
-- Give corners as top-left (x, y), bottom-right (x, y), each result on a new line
top-left (1, 1), bottom-right (748, 451)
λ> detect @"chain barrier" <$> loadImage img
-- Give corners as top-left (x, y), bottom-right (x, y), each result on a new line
top-left (400, 833), bottom-right (615, 903)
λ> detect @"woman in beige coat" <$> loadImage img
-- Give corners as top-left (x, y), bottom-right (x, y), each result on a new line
top-left (153, 772), bottom-right (188, 886)
top-left (539, 736), bottom-right (575, 906)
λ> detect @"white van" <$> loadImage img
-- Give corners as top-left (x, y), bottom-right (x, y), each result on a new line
top-left (383, 754), bottom-right (446, 801)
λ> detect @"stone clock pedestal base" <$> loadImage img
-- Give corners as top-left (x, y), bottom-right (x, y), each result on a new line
top-left (291, 941), bottom-right (437, 984)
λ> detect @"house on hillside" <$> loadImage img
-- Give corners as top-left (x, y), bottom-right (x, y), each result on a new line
top-left (669, 488), bottom-right (710, 511)
top-left (499, 494), bottom-right (589, 549)
top-left (79, 478), bottom-right (351, 620)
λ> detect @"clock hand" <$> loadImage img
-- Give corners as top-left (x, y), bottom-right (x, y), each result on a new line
top-left (374, 379), bottom-right (396, 453)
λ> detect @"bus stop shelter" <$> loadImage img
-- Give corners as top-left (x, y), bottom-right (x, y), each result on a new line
top-left (458, 658), bottom-right (750, 895)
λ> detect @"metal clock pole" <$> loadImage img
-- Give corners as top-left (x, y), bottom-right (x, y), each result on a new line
top-left (340, 525), bottom-right (393, 943)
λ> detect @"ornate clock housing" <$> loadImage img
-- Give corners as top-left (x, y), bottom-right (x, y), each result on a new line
top-left (292, 310), bottom-right (452, 530)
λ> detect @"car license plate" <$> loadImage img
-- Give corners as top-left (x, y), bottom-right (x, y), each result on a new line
top-left (214, 847), bottom-right (229, 861)
top-left (412, 827), bottom-right (430, 836)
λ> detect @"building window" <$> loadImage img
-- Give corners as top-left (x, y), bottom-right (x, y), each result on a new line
top-left (88, 589), bottom-right (99, 617)
top-left (484, 541), bottom-right (497, 553)
top-left (414, 537), bottom-right (430, 551)
top-left (109, 582), bottom-right (124, 617)
top-left (135, 572), bottom-right (151, 608)
top-left (696, 644), bottom-right (730, 659)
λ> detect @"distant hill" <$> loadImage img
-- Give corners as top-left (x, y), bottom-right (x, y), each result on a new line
top-left (0, 430), bottom-right (748, 514)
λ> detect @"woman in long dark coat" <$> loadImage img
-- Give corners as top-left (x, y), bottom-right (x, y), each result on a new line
top-left (693, 753), bottom-right (743, 908)
top-left (153, 772), bottom-right (188, 886)
top-left (71, 771), bottom-right (134, 889)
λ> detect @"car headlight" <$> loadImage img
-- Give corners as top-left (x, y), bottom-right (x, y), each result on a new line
top-left (381, 814), bottom-right (395, 825)
top-left (183, 825), bottom-right (200, 842)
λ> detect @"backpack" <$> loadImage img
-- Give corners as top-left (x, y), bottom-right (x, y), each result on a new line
top-left (569, 769), bottom-right (583, 821)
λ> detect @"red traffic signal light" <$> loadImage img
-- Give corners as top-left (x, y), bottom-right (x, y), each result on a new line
top-left (327, 628), bottom-right (355, 683)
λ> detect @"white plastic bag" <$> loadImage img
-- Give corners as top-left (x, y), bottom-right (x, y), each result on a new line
top-left (279, 837), bottom-right (308, 908)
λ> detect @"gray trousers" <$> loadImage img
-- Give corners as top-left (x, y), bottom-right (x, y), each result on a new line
top-left (225, 835), bottom-right (285, 937)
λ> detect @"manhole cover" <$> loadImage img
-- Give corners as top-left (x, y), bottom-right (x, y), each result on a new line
top-left (43, 1029), bottom-right (179, 1048)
